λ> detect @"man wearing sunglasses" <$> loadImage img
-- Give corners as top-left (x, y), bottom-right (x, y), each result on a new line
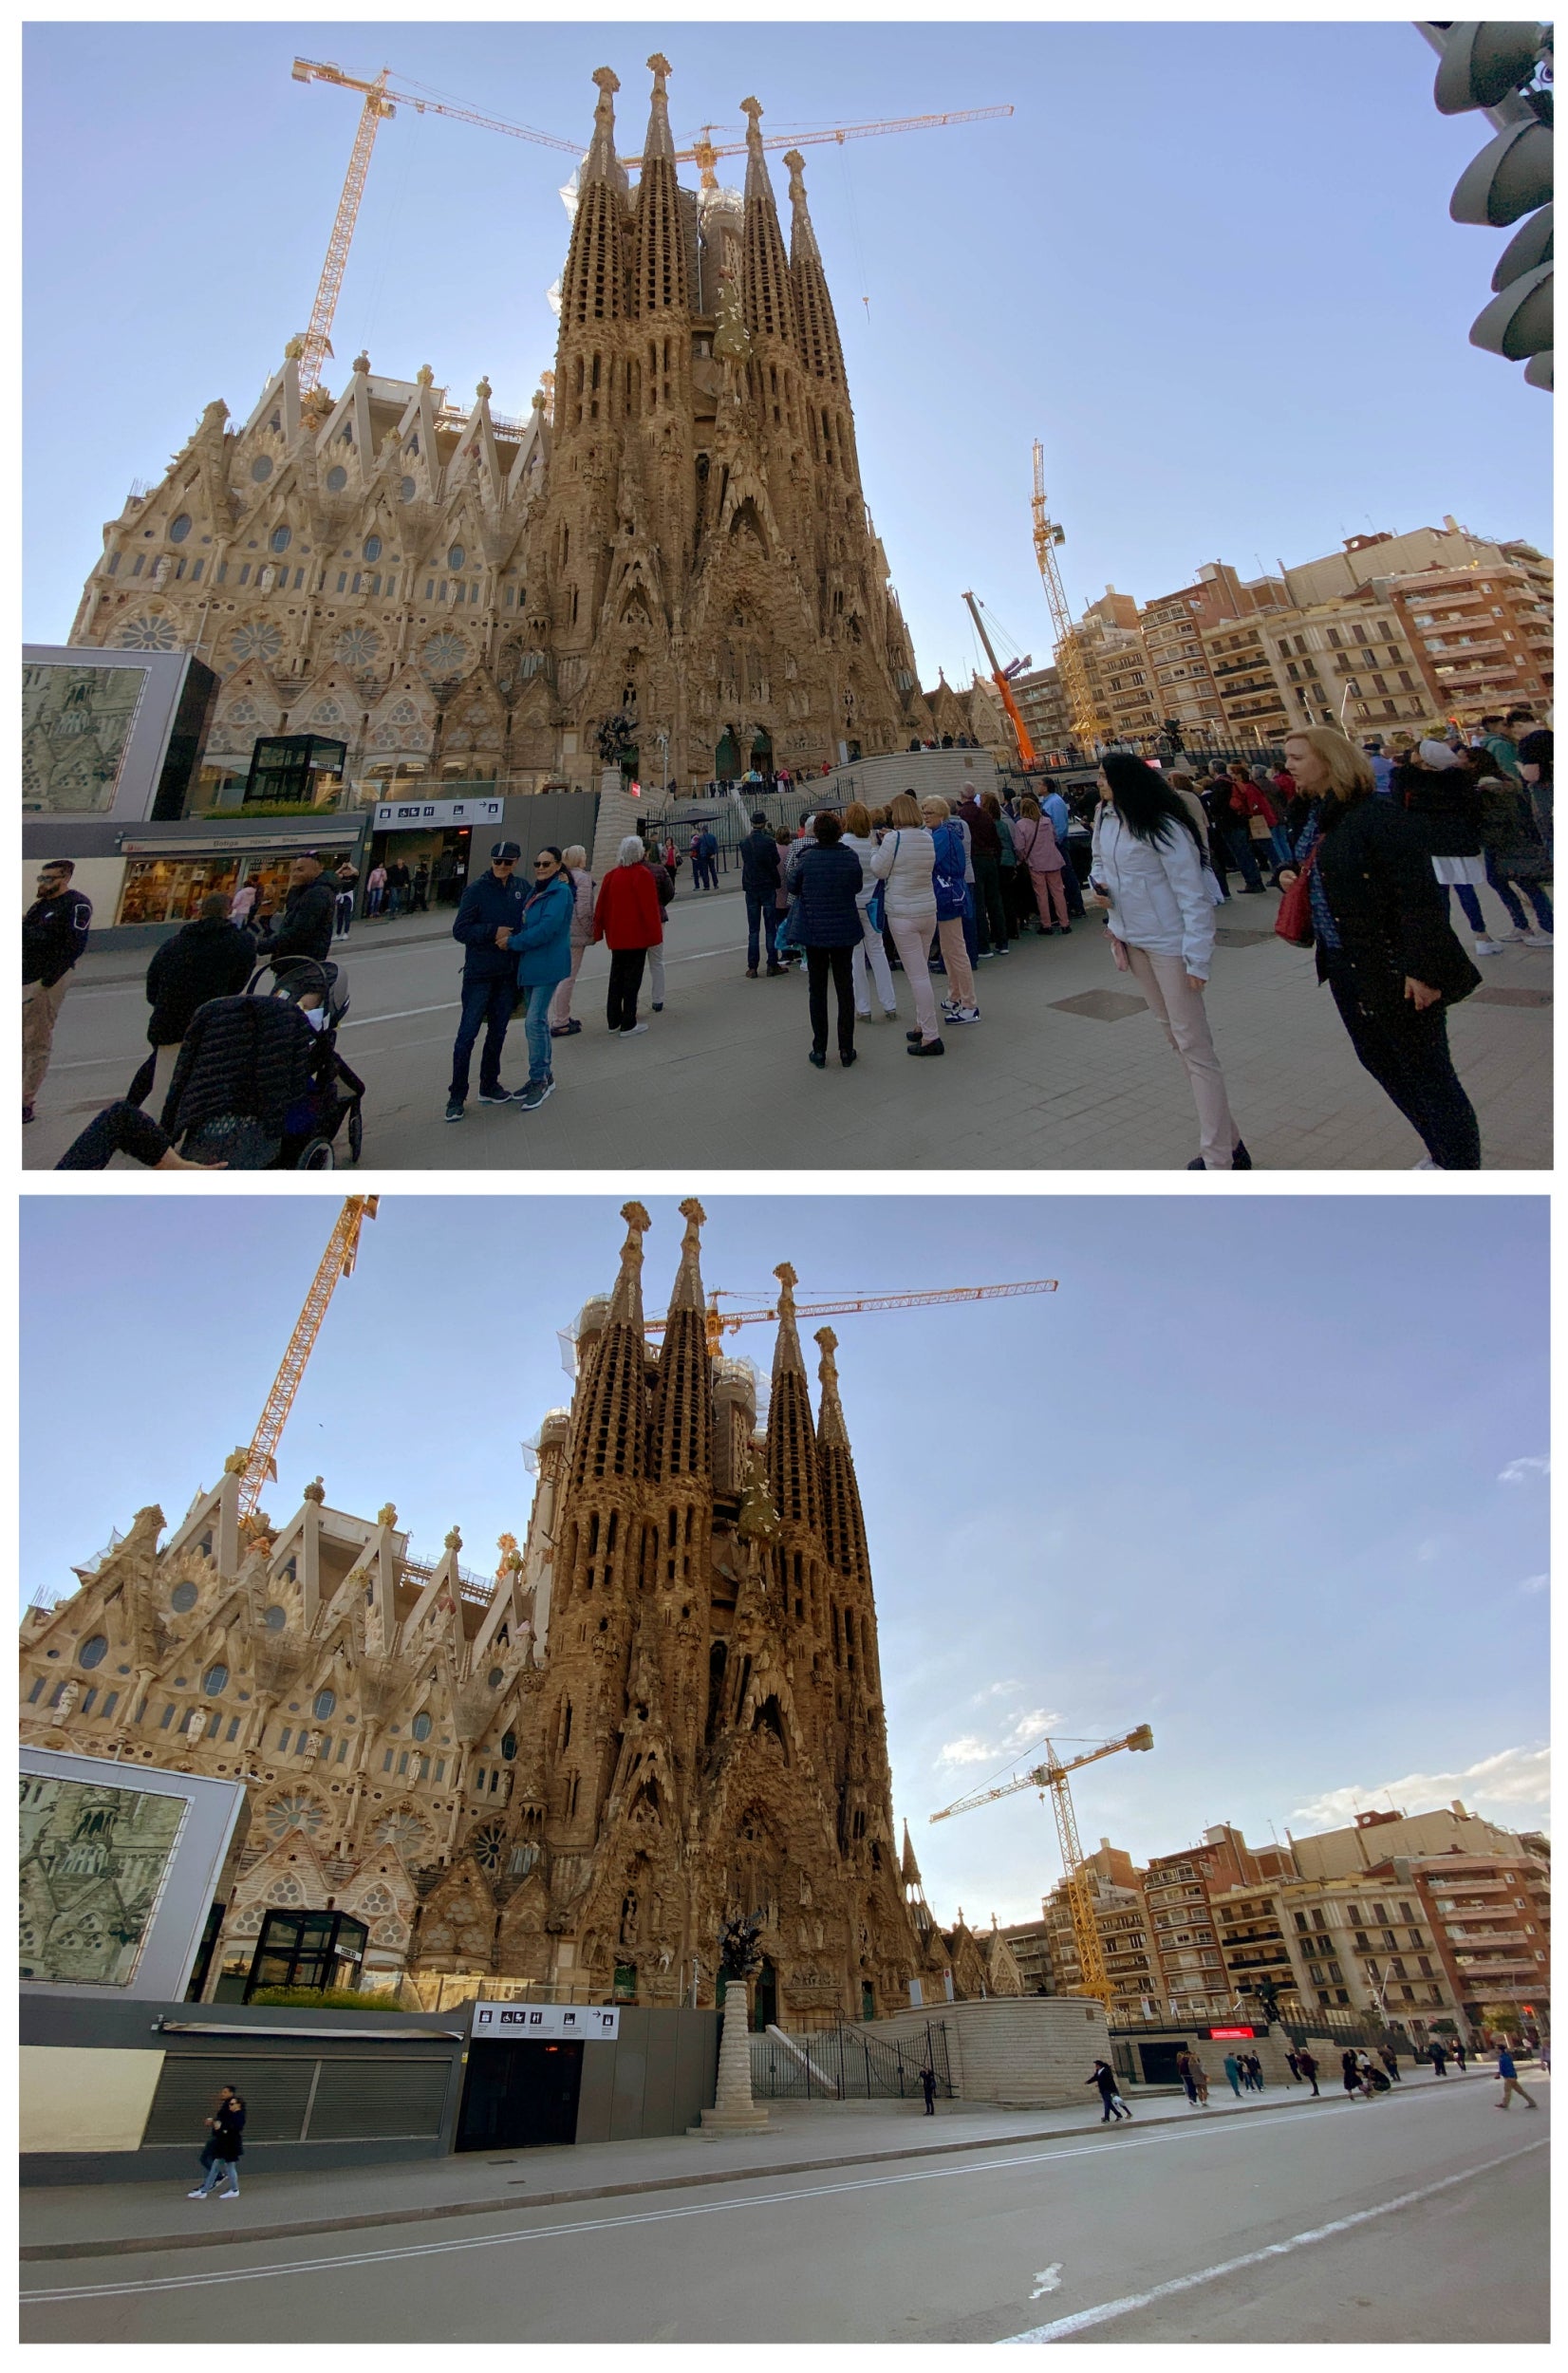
top-left (446, 840), bottom-right (528, 1122)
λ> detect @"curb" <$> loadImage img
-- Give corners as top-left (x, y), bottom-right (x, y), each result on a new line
top-left (20, 2085), bottom-right (1350, 2262)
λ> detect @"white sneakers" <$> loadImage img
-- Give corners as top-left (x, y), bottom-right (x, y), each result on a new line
top-left (1524, 930), bottom-right (1553, 948)
top-left (1474, 939), bottom-right (1503, 955)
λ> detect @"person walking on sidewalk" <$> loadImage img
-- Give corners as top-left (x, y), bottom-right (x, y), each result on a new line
top-left (548, 846), bottom-right (596, 1038)
top-left (1427, 2038), bottom-right (1448, 2077)
top-left (1092, 753), bottom-right (1249, 1171)
top-left (1177, 2048), bottom-right (1199, 2105)
top-left (501, 845), bottom-right (574, 1112)
top-left (1223, 2052), bottom-right (1242, 2098)
top-left (788, 810), bottom-right (864, 1070)
top-left (23, 858), bottom-right (93, 1124)
top-left (1190, 2051), bottom-right (1211, 2105)
top-left (1246, 2052), bottom-right (1263, 2092)
top-left (642, 843), bottom-right (675, 1013)
top-left (445, 841), bottom-right (528, 1122)
top-left (365, 860), bottom-right (387, 918)
top-left (1279, 727), bottom-right (1484, 1170)
top-left (872, 794), bottom-right (944, 1057)
top-left (920, 2064), bottom-right (938, 2116)
top-left (1297, 2046), bottom-right (1320, 2097)
top-left (1342, 2048), bottom-right (1366, 2100)
top-left (1379, 2044), bottom-right (1402, 2083)
top-left (1475, 759), bottom-right (1554, 949)
top-left (1452, 2037), bottom-right (1467, 2074)
top-left (137, 892), bottom-right (254, 1115)
top-left (740, 810), bottom-right (785, 978)
top-left (1087, 2059), bottom-right (1130, 2121)
top-left (593, 835), bottom-right (663, 1037)
top-left (841, 802), bottom-right (899, 1024)
top-left (188, 2083), bottom-right (245, 2198)
top-left (1495, 2041), bottom-right (1539, 2111)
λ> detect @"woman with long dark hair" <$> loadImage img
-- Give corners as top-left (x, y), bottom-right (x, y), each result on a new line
top-left (1092, 752), bottom-right (1249, 1169)
top-left (1279, 728), bottom-right (1483, 1168)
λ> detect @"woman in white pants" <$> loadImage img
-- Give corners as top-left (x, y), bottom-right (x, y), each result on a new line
top-left (548, 846), bottom-right (596, 1037)
top-left (1092, 752), bottom-right (1249, 1169)
top-left (841, 801), bottom-right (898, 1022)
top-left (870, 794), bottom-right (944, 1056)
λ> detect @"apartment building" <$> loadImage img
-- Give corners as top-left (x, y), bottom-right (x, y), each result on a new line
top-left (1010, 665), bottom-right (1073, 760)
top-left (1202, 613), bottom-right (1294, 745)
top-left (996, 1918), bottom-right (1055, 1995)
top-left (1409, 1848), bottom-right (1551, 2029)
top-left (1388, 559), bottom-right (1553, 719)
top-left (1076, 590), bottom-right (1161, 744)
top-left (1144, 1824), bottom-right (1297, 2027)
top-left (1212, 1869), bottom-right (1454, 2030)
top-left (1254, 587), bottom-right (1434, 737)
top-left (1043, 1843), bottom-right (1165, 2024)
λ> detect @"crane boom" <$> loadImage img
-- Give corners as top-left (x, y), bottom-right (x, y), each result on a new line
top-left (1031, 439), bottom-right (1105, 751)
top-left (236, 1197), bottom-right (379, 1518)
top-left (930, 1725), bottom-right (1153, 2011)
top-left (644, 1277), bottom-right (1057, 1359)
top-left (962, 590), bottom-right (1039, 774)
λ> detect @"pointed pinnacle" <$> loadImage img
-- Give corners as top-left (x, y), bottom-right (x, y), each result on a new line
top-left (608, 1201), bottom-right (652, 1324)
top-left (814, 1324), bottom-right (849, 1447)
top-left (669, 1197), bottom-right (707, 1316)
top-left (739, 95), bottom-right (772, 200)
top-left (771, 1261), bottom-right (806, 1380)
top-left (584, 65), bottom-right (623, 186)
top-left (643, 53), bottom-right (675, 163)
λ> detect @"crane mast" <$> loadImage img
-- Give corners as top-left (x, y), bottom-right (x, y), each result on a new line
top-left (1031, 439), bottom-right (1105, 752)
top-left (961, 590), bottom-right (1040, 774)
top-left (930, 1725), bottom-right (1153, 2011)
top-left (236, 1197), bottom-right (379, 1518)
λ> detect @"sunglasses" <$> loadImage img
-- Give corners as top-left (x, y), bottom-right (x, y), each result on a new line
top-left (533, 858), bottom-right (556, 869)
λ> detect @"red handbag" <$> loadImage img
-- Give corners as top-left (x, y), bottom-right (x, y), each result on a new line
top-left (1275, 843), bottom-right (1318, 948)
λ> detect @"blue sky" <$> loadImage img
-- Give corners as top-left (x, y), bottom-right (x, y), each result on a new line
top-left (24, 19), bottom-right (1551, 683)
top-left (21, 1193), bottom-right (1549, 1925)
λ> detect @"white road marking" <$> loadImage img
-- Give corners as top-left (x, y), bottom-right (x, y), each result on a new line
top-left (999, 2137), bottom-right (1548, 2343)
top-left (20, 2092), bottom-right (1461, 2307)
top-left (1030, 2264), bottom-right (1063, 2299)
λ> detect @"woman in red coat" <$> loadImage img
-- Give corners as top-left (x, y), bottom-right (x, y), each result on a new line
top-left (593, 835), bottom-right (664, 1036)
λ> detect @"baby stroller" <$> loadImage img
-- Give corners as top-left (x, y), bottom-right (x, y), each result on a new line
top-left (160, 955), bottom-right (365, 1169)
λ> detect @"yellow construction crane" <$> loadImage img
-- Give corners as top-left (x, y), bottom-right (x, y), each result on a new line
top-left (235, 1196), bottom-right (379, 1518)
top-left (1031, 439), bottom-right (1105, 753)
top-left (292, 57), bottom-right (1012, 394)
top-left (644, 1277), bottom-right (1057, 1363)
top-left (930, 1725), bottom-right (1154, 2009)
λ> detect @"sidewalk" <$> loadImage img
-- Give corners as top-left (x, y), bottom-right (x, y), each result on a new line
top-left (21, 2078), bottom-right (1398, 2261)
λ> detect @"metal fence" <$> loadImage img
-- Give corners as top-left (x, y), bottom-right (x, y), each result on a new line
top-left (749, 2019), bottom-right (954, 2101)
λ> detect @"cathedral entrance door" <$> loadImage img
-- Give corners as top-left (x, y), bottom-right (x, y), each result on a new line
top-left (753, 1956), bottom-right (778, 2033)
top-left (715, 731), bottom-right (739, 782)
top-left (749, 730), bottom-right (773, 782)
top-left (456, 2038), bottom-right (584, 2151)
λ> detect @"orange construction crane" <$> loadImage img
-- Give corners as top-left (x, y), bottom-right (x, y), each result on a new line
top-left (931, 1726), bottom-right (1154, 2009)
top-left (1032, 439), bottom-right (1105, 752)
top-left (644, 1276), bottom-right (1056, 1363)
top-left (235, 1196), bottom-right (378, 1518)
top-left (962, 590), bottom-right (1040, 775)
top-left (292, 57), bottom-right (1012, 394)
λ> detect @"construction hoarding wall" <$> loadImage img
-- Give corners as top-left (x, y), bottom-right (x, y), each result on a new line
top-left (842, 1996), bottom-right (1111, 2106)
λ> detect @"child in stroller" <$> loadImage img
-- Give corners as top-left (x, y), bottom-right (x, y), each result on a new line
top-left (160, 955), bottom-right (366, 1168)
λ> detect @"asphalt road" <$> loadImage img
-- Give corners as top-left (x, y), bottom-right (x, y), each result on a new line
top-left (21, 2077), bottom-right (1547, 2345)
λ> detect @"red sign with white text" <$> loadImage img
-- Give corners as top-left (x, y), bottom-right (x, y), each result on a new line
top-left (1208, 2026), bottom-right (1256, 2039)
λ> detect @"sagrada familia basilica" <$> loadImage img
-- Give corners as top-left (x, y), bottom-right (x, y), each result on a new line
top-left (21, 1205), bottom-right (1021, 2018)
top-left (69, 57), bottom-right (938, 797)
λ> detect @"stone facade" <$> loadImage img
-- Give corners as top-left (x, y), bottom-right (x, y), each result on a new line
top-left (20, 1201), bottom-right (990, 2023)
top-left (68, 57), bottom-right (929, 806)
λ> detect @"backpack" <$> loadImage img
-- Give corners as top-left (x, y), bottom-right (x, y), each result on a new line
top-left (930, 823), bottom-right (969, 921)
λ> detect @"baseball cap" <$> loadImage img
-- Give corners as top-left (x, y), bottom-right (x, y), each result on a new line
top-left (491, 840), bottom-right (522, 861)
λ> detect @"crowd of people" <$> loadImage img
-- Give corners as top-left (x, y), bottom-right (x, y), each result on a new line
top-left (1086, 2027), bottom-right (1542, 2125)
top-left (24, 705), bottom-right (1552, 1168)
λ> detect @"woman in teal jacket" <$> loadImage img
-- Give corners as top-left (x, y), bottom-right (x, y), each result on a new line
top-left (503, 846), bottom-right (575, 1109)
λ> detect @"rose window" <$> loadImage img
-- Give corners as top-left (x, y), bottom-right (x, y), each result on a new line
top-left (264, 1791), bottom-right (327, 1840)
top-left (467, 1819), bottom-right (509, 1876)
top-left (116, 616), bottom-right (178, 651)
top-left (420, 632), bottom-right (467, 680)
top-left (373, 1809), bottom-right (431, 1858)
top-left (338, 626), bottom-right (382, 669)
top-left (231, 623), bottom-right (283, 666)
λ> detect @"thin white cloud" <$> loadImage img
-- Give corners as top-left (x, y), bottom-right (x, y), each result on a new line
top-left (1414, 1539), bottom-right (1442, 1564)
top-left (936, 1707), bottom-right (1058, 1771)
top-left (970, 1679), bottom-right (1027, 1706)
top-left (1292, 1743), bottom-right (1550, 1830)
top-left (1520, 1573), bottom-right (1549, 1596)
top-left (1499, 1455), bottom-right (1550, 1485)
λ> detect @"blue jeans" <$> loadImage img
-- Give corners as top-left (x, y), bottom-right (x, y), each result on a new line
top-left (1484, 856), bottom-right (1552, 932)
top-left (1446, 883), bottom-right (1486, 933)
top-left (449, 975), bottom-right (513, 1102)
top-left (1269, 824), bottom-right (1293, 869)
top-left (196, 2153), bottom-right (238, 2195)
top-left (745, 891), bottom-right (778, 970)
top-left (520, 981), bottom-right (554, 1082)
top-left (1223, 830), bottom-right (1264, 890)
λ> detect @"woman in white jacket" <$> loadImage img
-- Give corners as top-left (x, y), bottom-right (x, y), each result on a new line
top-left (841, 801), bottom-right (899, 1024)
top-left (870, 793), bottom-right (944, 1056)
top-left (1092, 753), bottom-right (1249, 1169)
top-left (548, 846), bottom-right (596, 1037)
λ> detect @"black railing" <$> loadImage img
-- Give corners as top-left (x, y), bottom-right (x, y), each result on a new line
top-left (750, 2019), bottom-right (954, 2101)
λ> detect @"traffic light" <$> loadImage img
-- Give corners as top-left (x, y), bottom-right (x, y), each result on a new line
top-left (1427, 21), bottom-right (1554, 385)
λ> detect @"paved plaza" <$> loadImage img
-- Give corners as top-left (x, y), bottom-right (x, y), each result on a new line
top-left (27, 878), bottom-right (1551, 1171)
top-left (20, 2078), bottom-right (1549, 2344)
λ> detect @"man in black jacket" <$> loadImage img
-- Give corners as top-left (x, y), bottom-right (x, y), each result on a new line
top-left (23, 858), bottom-right (92, 1122)
top-left (739, 813), bottom-right (784, 977)
top-left (446, 840), bottom-right (528, 1121)
top-left (140, 894), bottom-right (255, 1112)
top-left (257, 853), bottom-right (336, 968)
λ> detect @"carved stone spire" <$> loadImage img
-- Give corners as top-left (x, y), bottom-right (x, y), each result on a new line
top-left (584, 65), bottom-right (625, 188)
top-left (813, 1325), bottom-right (849, 1449)
top-left (767, 1262), bottom-right (820, 1535)
top-left (785, 149), bottom-right (846, 388)
top-left (670, 1197), bottom-right (707, 1315)
top-left (570, 1202), bottom-right (651, 1487)
top-left (561, 68), bottom-right (628, 331)
top-left (649, 1199), bottom-right (711, 1482)
top-left (902, 1820), bottom-right (923, 1888)
top-left (771, 1261), bottom-right (805, 1383)
top-left (635, 55), bottom-right (692, 321)
top-left (815, 1325), bottom-right (869, 1586)
top-left (608, 1200), bottom-right (651, 1327)
top-left (739, 98), bottom-right (798, 350)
